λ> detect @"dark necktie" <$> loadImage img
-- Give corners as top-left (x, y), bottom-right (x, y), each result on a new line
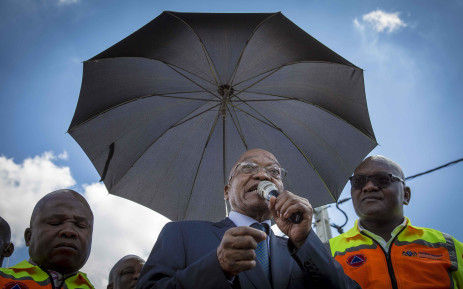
top-left (251, 222), bottom-right (270, 281)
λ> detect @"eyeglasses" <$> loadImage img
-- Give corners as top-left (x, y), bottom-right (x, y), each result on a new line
top-left (229, 161), bottom-right (287, 182)
top-left (349, 172), bottom-right (405, 190)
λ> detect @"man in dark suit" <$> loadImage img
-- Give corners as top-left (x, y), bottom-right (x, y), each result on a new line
top-left (137, 148), bottom-right (360, 289)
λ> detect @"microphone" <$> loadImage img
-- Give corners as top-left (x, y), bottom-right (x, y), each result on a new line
top-left (257, 181), bottom-right (303, 224)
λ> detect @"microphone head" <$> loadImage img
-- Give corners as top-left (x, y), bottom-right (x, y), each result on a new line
top-left (257, 181), bottom-right (278, 200)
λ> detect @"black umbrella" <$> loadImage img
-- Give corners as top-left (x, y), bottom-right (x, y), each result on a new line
top-left (68, 11), bottom-right (377, 221)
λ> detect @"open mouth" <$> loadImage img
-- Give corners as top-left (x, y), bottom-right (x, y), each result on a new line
top-left (247, 184), bottom-right (259, 193)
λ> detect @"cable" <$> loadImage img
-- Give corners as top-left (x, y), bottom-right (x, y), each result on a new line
top-left (405, 158), bottom-right (463, 181)
top-left (330, 198), bottom-right (351, 234)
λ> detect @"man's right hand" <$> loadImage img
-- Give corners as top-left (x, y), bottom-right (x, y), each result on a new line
top-left (217, 226), bottom-right (267, 277)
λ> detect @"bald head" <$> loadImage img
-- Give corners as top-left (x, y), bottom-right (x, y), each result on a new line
top-left (0, 216), bottom-right (14, 267)
top-left (25, 189), bottom-right (94, 273)
top-left (30, 189), bottom-right (93, 227)
top-left (108, 255), bottom-right (145, 289)
top-left (0, 217), bottom-right (10, 243)
top-left (228, 148), bottom-right (280, 183)
top-left (355, 155), bottom-right (405, 181)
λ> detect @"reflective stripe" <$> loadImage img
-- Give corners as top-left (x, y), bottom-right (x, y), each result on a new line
top-left (332, 242), bottom-right (378, 258)
top-left (330, 220), bottom-right (375, 255)
top-left (443, 232), bottom-right (458, 272)
top-left (0, 261), bottom-right (94, 289)
top-left (0, 269), bottom-right (50, 287)
top-left (394, 238), bottom-right (448, 248)
top-left (448, 269), bottom-right (455, 289)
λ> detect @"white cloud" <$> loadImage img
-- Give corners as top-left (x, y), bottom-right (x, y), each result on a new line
top-left (355, 10), bottom-right (407, 33)
top-left (0, 152), bottom-right (76, 246)
top-left (81, 182), bottom-right (168, 288)
top-left (57, 0), bottom-right (80, 5)
top-left (0, 152), bottom-right (169, 289)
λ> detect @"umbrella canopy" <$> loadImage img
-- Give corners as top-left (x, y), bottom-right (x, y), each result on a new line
top-left (68, 11), bottom-right (377, 222)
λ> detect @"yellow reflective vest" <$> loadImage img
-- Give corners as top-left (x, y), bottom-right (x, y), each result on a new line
top-left (329, 218), bottom-right (463, 289)
top-left (0, 260), bottom-right (94, 289)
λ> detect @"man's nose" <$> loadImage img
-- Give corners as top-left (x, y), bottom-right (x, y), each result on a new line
top-left (59, 223), bottom-right (78, 238)
top-left (362, 179), bottom-right (379, 192)
top-left (253, 168), bottom-right (271, 180)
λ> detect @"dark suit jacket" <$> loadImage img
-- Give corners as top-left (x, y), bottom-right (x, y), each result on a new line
top-left (137, 218), bottom-right (360, 289)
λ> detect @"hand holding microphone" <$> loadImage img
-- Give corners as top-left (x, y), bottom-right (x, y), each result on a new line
top-left (257, 181), bottom-right (303, 224)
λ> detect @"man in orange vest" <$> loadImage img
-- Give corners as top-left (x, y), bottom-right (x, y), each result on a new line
top-left (0, 216), bottom-right (14, 267)
top-left (330, 155), bottom-right (463, 289)
top-left (0, 189), bottom-right (95, 289)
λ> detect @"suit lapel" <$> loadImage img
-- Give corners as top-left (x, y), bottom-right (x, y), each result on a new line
top-left (270, 232), bottom-right (292, 289)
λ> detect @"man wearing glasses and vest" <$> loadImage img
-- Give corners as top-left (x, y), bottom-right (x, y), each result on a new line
top-left (329, 155), bottom-right (463, 289)
top-left (137, 148), bottom-right (360, 289)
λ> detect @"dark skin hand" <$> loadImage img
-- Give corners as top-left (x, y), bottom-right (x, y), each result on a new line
top-left (217, 191), bottom-right (313, 277)
top-left (217, 226), bottom-right (266, 277)
top-left (269, 190), bottom-right (313, 249)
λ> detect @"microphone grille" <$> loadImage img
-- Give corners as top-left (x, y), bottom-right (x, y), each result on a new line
top-left (257, 181), bottom-right (276, 199)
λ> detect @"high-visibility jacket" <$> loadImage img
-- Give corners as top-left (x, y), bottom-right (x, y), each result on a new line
top-left (0, 260), bottom-right (94, 289)
top-left (329, 218), bottom-right (463, 289)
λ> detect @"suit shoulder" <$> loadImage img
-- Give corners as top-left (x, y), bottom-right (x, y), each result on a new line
top-left (166, 220), bottom-right (214, 227)
top-left (274, 233), bottom-right (289, 246)
top-left (162, 220), bottom-right (215, 232)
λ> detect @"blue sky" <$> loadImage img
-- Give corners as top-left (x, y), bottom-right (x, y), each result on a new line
top-left (1, 0), bottom-right (462, 287)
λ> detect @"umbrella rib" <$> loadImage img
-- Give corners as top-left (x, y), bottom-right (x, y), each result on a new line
top-left (226, 102), bottom-right (249, 150)
top-left (166, 64), bottom-right (222, 101)
top-left (170, 103), bottom-right (221, 129)
top-left (166, 12), bottom-right (221, 85)
top-left (155, 93), bottom-right (221, 102)
top-left (230, 95), bottom-right (337, 202)
top-left (85, 57), bottom-right (219, 87)
top-left (236, 90), bottom-right (377, 143)
top-left (232, 67), bottom-right (283, 99)
top-left (232, 60), bottom-right (358, 88)
top-left (181, 105), bottom-right (223, 220)
top-left (67, 91), bottom-right (219, 132)
top-left (229, 12), bottom-right (280, 85)
top-left (109, 102), bottom-right (222, 194)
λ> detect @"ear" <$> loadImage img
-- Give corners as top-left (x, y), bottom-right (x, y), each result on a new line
top-left (403, 186), bottom-right (411, 205)
top-left (224, 184), bottom-right (230, 201)
top-left (24, 228), bottom-right (31, 247)
top-left (3, 242), bottom-right (14, 257)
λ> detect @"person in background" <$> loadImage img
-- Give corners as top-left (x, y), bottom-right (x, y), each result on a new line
top-left (137, 148), bottom-right (360, 289)
top-left (0, 216), bottom-right (14, 267)
top-left (0, 189), bottom-right (95, 289)
top-left (108, 255), bottom-right (145, 289)
top-left (329, 155), bottom-right (463, 289)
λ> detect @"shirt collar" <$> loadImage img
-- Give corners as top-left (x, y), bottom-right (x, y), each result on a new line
top-left (357, 217), bottom-right (408, 252)
top-left (228, 211), bottom-right (272, 229)
top-left (357, 217), bottom-right (407, 233)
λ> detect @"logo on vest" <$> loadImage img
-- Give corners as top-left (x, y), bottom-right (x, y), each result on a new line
top-left (3, 282), bottom-right (29, 289)
top-left (402, 250), bottom-right (417, 257)
top-left (347, 254), bottom-right (366, 267)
